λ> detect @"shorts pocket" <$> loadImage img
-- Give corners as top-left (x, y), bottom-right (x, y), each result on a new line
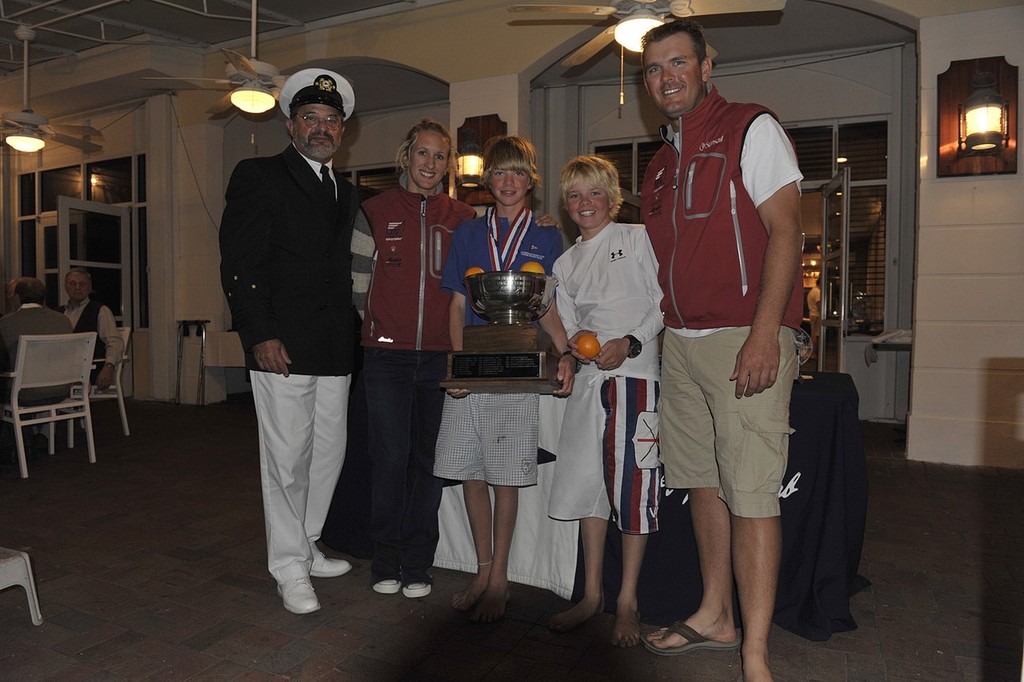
top-left (633, 410), bottom-right (660, 469)
top-left (726, 408), bottom-right (792, 494)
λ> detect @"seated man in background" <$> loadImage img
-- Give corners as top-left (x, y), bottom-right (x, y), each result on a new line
top-left (60, 268), bottom-right (124, 390)
top-left (0, 277), bottom-right (74, 460)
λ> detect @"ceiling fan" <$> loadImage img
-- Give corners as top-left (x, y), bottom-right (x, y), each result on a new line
top-left (1, 26), bottom-right (103, 154)
top-left (144, 0), bottom-right (284, 115)
top-left (509, 0), bottom-right (786, 67)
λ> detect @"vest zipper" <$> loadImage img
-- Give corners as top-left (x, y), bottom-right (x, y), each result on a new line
top-left (416, 196), bottom-right (427, 350)
top-left (730, 180), bottom-right (749, 297)
top-left (668, 115), bottom-right (684, 325)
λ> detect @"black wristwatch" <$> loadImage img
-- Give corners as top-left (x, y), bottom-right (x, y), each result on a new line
top-left (625, 334), bottom-right (642, 359)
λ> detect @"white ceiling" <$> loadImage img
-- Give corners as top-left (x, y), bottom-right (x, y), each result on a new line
top-left (0, 0), bottom-right (447, 72)
top-left (0, 0), bottom-right (938, 121)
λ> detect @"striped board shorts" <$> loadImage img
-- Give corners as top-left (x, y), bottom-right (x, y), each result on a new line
top-left (602, 376), bottom-right (662, 534)
top-left (551, 374), bottom-right (661, 534)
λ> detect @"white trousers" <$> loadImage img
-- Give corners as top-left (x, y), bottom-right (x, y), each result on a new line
top-left (250, 371), bottom-right (351, 583)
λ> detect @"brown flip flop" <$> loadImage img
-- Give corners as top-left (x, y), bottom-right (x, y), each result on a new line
top-left (641, 621), bottom-right (741, 656)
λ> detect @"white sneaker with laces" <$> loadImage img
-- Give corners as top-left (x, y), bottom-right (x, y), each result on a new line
top-left (310, 549), bottom-right (352, 578)
top-left (373, 579), bottom-right (401, 594)
top-left (277, 577), bottom-right (320, 614)
top-left (402, 582), bottom-right (431, 599)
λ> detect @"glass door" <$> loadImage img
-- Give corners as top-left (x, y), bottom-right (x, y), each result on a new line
top-left (818, 168), bottom-right (850, 372)
top-left (57, 197), bottom-right (132, 391)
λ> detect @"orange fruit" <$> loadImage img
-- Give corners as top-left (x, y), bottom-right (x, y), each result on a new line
top-left (464, 266), bottom-right (485, 278)
top-left (576, 334), bottom-right (601, 359)
top-left (520, 261), bottom-right (545, 275)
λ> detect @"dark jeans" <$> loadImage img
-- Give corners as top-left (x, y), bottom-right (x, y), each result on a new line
top-left (364, 348), bottom-right (447, 585)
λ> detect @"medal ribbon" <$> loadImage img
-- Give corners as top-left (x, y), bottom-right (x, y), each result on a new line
top-left (486, 206), bottom-right (532, 271)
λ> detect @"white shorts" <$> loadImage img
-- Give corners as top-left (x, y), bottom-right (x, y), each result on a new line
top-left (433, 392), bottom-right (540, 487)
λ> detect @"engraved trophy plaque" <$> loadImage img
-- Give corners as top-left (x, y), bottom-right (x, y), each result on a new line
top-left (440, 270), bottom-right (562, 394)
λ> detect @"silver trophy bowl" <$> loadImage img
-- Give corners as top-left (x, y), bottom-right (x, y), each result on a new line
top-left (465, 270), bottom-right (556, 325)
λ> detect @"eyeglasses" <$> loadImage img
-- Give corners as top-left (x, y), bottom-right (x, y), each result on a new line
top-left (296, 113), bottom-right (343, 129)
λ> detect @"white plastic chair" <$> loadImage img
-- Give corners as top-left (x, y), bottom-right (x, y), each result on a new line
top-left (1, 332), bottom-right (97, 479)
top-left (88, 326), bottom-right (132, 436)
top-left (0, 548), bottom-right (43, 625)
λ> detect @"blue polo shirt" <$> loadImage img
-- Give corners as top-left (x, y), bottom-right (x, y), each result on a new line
top-left (441, 214), bottom-right (563, 326)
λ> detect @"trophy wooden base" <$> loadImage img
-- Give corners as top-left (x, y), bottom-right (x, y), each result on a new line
top-left (440, 323), bottom-right (562, 394)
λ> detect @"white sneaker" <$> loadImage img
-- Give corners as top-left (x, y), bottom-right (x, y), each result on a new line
top-left (402, 582), bottom-right (431, 599)
top-left (310, 549), bottom-right (352, 578)
top-left (372, 579), bottom-right (401, 594)
top-left (277, 577), bottom-right (320, 614)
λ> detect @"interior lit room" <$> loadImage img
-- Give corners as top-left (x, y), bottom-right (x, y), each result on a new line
top-left (0, 1), bottom-right (1020, 679)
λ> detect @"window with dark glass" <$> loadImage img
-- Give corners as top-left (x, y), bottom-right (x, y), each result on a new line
top-left (40, 166), bottom-right (82, 212)
top-left (838, 121), bottom-right (887, 181)
top-left (19, 173), bottom-right (36, 216)
top-left (788, 126), bottom-right (833, 182)
top-left (87, 158), bottom-right (133, 203)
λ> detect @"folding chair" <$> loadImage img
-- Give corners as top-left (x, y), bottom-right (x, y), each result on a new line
top-left (0, 548), bottom-right (43, 625)
top-left (88, 326), bottom-right (132, 436)
top-left (0, 332), bottom-right (97, 479)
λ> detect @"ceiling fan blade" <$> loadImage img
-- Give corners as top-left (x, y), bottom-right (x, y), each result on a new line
top-left (679, 0), bottom-right (785, 17)
top-left (222, 49), bottom-right (259, 78)
top-left (141, 75), bottom-right (233, 93)
top-left (49, 132), bottom-right (102, 153)
top-left (562, 26), bottom-right (616, 67)
top-left (45, 122), bottom-right (103, 139)
top-left (206, 92), bottom-right (236, 115)
top-left (508, 4), bottom-right (616, 16)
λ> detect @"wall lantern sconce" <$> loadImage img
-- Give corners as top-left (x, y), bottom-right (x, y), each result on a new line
top-left (456, 114), bottom-right (507, 204)
top-left (457, 127), bottom-right (484, 188)
top-left (937, 56), bottom-right (1017, 177)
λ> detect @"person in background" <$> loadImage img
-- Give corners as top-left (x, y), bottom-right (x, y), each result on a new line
top-left (433, 136), bottom-right (574, 623)
top-left (0, 277), bottom-right (74, 461)
top-left (1, 277), bottom-right (74, 403)
top-left (219, 67), bottom-right (360, 615)
top-left (60, 268), bottom-right (124, 390)
top-left (807, 277), bottom-right (821, 356)
top-left (350, 118), bottom-right (476, 600)
top-left (547, 155), bottom-right (664, 647)
top-left (639, 20), bottom-right (804, 682)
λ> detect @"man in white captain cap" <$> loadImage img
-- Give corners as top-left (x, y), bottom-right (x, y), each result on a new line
top-left (219, 67), bottom-right (360, 614)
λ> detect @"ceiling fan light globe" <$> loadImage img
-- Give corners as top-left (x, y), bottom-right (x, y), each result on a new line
top-left (7, 133), bottom-right (45, 152)
top-left (230, 86), bottom-right (276, 114)
top-left (614, 15), bottom-right (665, 53)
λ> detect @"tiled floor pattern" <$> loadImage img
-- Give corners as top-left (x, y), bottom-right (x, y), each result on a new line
top-left (0, 399), bottom-right (1021, 681)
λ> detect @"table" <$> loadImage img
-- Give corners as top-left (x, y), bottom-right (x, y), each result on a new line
top-left (434, 372), bottom-right (867, 641)
top-left (323, 372), bottom-right (867, 641)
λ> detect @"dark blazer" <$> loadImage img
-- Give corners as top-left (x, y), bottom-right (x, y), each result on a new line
top-left (219, 144), bottom-right (360, 376)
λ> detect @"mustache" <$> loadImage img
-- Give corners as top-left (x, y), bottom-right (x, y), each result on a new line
top-left (306, 132), bottom-right (334, 144)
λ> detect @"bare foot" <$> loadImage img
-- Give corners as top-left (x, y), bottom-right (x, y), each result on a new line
top-left (470, 585), bottom-right (510, 623)
top-left (548, 594), bottom-right (603, 632)
top-left (611, 607), bottom-right (641, 647)
top-left (451, 579), bottom-right (486, 611)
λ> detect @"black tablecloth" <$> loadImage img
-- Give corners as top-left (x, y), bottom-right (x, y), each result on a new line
top-left (324, 371), bottom-right (868, 641)
top-left (600, 372), bottom-right (868, 640)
